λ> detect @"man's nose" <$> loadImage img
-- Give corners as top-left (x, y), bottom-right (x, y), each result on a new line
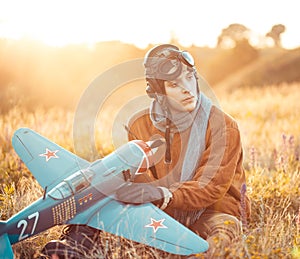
top-left (179, 85), bottom-right (191, 94)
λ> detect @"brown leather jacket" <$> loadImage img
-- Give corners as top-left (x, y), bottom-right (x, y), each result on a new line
top-left (127, 105), bottom-right (251, 221)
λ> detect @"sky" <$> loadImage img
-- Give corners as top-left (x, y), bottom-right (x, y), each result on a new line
top-left (0, 0), bottom-right (299, 49)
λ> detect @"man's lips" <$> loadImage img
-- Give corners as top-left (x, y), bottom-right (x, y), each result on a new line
top-left (182, 96), bottom-right (195, 103)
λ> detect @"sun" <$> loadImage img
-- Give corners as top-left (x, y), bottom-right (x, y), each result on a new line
top-left (0, 0), bottom-right (120, 47)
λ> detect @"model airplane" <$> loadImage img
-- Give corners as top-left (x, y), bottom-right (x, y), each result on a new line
top-left (0, 128), bottom-right (208, 258)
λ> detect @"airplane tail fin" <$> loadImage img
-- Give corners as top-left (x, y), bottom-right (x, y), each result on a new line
top-left (0, 224), bottom-right (14, 259)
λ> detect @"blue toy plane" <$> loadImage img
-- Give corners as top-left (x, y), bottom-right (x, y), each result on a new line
top-left (0, 128), bottom-right (208, 258)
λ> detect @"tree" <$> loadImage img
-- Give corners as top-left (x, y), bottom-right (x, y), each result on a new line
top-left (217, 23), bottom-right (250, 48)
top-left (266, 24), bottom-right (286, 47)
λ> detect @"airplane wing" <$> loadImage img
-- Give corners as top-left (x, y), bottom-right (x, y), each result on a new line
top-left (12, 128), bottom-right (90, 190)
top-left (80, 199), bottom-right (208, 256)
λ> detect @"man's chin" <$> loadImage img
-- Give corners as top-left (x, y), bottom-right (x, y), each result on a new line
top-left (184, 102), bottom-right (197, 112)
top-left (168, 101), bottom-right (197, 113)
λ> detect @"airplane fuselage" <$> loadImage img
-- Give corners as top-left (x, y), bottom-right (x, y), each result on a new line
top-left (0, 181), bottom-right (107, 245)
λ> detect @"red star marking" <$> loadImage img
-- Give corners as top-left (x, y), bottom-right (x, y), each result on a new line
top-left (39, 148), bottom-right (59, 162)
top-left (145, 218), bottom-right (167, 233)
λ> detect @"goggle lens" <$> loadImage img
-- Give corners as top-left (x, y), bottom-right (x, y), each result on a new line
top-left (181, 51), bottom-right (194, 67)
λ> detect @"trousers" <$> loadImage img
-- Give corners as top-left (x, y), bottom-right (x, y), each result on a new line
top-left (189, 210), bottom-right (242, 258)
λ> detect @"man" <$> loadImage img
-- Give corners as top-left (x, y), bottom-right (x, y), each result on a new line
top-left (115, 44), bottom-right (251, 256)
top-left (42, 44), bottom-right (250, 258)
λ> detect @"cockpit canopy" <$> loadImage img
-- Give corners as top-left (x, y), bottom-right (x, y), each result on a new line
top-left (48, 169), bottom-right (94, 200)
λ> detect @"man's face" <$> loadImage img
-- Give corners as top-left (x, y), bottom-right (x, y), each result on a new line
top-left (164, 65), bottom-right (198, 112)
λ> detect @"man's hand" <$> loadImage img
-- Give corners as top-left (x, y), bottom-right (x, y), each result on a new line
top-left (116, 183), bottom-right (165, 207)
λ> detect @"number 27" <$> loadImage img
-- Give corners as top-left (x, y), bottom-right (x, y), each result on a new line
top-left (17, 212), bottom-right (39, 241)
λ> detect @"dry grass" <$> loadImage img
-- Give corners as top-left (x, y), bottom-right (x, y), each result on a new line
top-left (1, 83), bottom-right (300, 258)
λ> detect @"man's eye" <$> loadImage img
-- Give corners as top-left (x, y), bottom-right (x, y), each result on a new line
top-left (167, 83), bottom-right (177, 88)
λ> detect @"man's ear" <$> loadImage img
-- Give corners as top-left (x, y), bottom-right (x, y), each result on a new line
top-left (146, 82), bottom-right (157, 99)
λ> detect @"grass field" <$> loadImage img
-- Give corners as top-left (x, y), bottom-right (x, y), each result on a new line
top-left (1, 83), bottom-right (300, 258)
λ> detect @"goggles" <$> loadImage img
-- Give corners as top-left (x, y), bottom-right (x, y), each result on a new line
top-left (145, 49), bottom-right (195, 81)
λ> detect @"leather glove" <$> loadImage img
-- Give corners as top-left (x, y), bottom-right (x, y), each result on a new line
top-left (115, 183), bottom-right (172, 209)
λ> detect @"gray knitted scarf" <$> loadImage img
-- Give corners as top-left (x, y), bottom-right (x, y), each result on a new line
top-left (150, 92), bottom-right (212, 226)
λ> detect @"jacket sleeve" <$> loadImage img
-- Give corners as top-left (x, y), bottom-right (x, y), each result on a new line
top-left (126, 110), bottom-right (158, 183)
top-left (168, 123), bottom-right (243, 211)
